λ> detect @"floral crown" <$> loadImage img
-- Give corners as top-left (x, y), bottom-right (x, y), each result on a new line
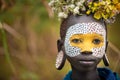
top-left (49, 0), bottom-right (120, 23)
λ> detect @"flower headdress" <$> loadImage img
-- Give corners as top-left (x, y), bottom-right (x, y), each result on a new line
top-left (49, 0), bottom-right (120, 23)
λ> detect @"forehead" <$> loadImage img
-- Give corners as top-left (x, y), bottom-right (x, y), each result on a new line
top-left (66, 22), bottom-right (106, 37)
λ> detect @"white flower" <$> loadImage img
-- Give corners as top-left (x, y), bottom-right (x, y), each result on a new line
top-left (52, 7), bottom-right (56, 11)
top-left (81, 6), bottom-right (86, 11)
top-left (62, 6), bottom-right (69, 11)
top-left (48, 0), bottom-right (55, 7)
top-left (71, 0), bottom-right (75, 3)
top-left (66, 0), bottom-right (71, 3)
top-left (58, 12), bottom-right (68, 18)
top-left (73, 7), bottom-right (80, 14)
top-left (77, 2), bottom-right (83, 6)
top-left (81, 0), bottom-right (85, 3)
top-left (68, 4), bottom-right (75, 9)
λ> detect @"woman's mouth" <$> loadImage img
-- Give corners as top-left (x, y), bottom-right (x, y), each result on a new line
top-left (79, 60), bottom-right (95, 65)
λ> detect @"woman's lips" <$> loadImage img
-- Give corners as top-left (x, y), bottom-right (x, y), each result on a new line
top-left (79, 60), bottom-right (95, 65)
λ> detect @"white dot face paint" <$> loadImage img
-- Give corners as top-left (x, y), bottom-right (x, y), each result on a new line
top-left (64, 22), bottom-right (106, 58)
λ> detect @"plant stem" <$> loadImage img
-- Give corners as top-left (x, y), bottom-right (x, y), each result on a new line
top-left (0, 23), bottom-right (16, 74)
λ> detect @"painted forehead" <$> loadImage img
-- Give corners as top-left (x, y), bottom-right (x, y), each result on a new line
top-left (66, 22), bottom-right (106, 37)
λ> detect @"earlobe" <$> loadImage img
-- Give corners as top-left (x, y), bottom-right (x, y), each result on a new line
top-left (55, 39), bottom-right (66, 70)
top-left (55, 50), bottom-right (66, 70)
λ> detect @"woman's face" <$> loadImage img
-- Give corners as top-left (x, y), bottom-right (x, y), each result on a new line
top-left (64, 22), bottom-right (106, 71)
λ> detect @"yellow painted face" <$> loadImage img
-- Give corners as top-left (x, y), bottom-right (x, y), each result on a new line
top-left (70, 33), bottom-right (104, 52)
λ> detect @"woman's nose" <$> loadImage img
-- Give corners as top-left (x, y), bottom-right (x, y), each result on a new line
top-left (81, 51), bottom-right (92, 55)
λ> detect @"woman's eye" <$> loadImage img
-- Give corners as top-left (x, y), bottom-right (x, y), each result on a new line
top-left (92, 39), bottom-right (101, 45)
top-left (71, 39), bottom-right (82, 43)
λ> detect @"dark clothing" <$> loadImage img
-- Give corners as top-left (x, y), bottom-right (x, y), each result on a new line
top-left (64, 68), bottom-right (120, 80)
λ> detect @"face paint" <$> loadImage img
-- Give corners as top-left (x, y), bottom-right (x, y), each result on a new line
top-left (70, 33), bottom-right (104, 52)
top-left (64, 22), bottom-right (106, 58)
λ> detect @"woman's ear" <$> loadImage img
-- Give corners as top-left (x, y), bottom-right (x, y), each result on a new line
top-left (55, 39), bottom-right (66, 70)
top-left (103, 54), bottom-right (109, 66)
top-left (57, 39), bottom-right (63, 52)
top-left (103, 41), bottom-right (109, 66)
top-left (105, 41), bottom-right (108, 52)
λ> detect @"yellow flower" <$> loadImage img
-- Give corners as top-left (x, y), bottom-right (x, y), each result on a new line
top-left (101, 1), bottom-right (106, 5)
top-left (112, 0), bottom-right (119, 4)
top-left (93, 3), bottom-right (98, 7)
top-left (106, 8), bottom-right (110, 13)
top-left (94, 11), bottom-right (101, 19)
top-left (116, 3), bottom-right (120, 11)
top-left (102, 13), bottom-right (108, 19)
top-left (86, 10), bottom-right (91, 15)
top-left (110, 11), bottom-right (115, 18)
top-left (108, 5), bottom-right (114, 10)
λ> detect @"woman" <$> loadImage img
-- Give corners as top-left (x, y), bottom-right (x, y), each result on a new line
top-left (49, 0), bottom-right (120, 80)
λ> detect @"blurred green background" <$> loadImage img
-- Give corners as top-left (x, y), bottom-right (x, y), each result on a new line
top-left (0, 0), bottom-right (120, 80)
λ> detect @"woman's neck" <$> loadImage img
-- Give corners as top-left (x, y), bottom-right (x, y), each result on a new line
top-left (71, 67), bottom-right (100, 80)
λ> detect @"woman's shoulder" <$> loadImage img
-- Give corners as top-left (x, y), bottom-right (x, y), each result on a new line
top-left (98, 68), bottom-right (120, 80)
top-left (63, 68), bottom-right (120, 80)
